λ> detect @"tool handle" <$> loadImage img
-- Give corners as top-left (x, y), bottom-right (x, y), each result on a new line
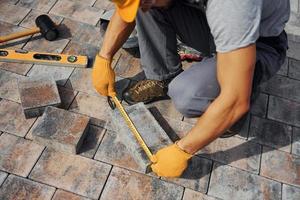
top-left (0, 27), bottom-right (40, 43)
top-left (112, 96), bottom-right (154, 161)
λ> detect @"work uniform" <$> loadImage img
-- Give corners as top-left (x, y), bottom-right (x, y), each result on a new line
top-left (136, 0), bottom-right (290, 117)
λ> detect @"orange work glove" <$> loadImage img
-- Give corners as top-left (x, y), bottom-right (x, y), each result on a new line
top-left (151, 143), bottom-right (193, 178)
top-left (92, 55), bottom-right (116, 97)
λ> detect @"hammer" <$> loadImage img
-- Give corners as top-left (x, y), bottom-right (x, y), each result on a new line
top-left (0, 15), bottom-right (59, 43)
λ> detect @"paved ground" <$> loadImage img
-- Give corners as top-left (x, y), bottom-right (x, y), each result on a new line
top-left (0, 1), bottom-right (300, 200)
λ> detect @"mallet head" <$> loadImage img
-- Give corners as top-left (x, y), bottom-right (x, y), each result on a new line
top-left (35, 15), bottom-right (59, 41)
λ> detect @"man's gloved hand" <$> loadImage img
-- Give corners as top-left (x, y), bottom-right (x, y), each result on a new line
top-left (92, 55), bottom-right (116, 97)
top-left (151, 142), bottom-right (193, 178)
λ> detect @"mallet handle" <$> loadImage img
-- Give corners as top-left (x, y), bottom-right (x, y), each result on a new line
top-left (0, 27), bottom-right (40, 43)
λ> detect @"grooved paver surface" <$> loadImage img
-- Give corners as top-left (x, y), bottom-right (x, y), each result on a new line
top-left (0, 1), bottom-right (299, 200)
top-left (32, 106), bottom-right (89, 154)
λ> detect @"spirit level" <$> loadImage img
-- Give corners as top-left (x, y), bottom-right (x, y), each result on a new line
top-left (0, 49), bottom-right (88, 68)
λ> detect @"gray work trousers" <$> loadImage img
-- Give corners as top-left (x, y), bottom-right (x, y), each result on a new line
top-left (136, 4), bottom-right (288, 118)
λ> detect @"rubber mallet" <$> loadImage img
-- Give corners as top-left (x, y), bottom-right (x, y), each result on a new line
top-left (0, 15), bottom-right (59, 43)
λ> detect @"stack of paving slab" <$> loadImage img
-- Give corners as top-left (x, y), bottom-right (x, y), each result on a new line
top-left (17, 77), bottom-right (90, 154)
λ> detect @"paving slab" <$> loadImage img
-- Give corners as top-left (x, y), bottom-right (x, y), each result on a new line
top-left (109, 103), bottom-right (173, 173)
top-left (208, 163), bottom-right (281, 200)
top-left (198, 136), bottom-right (261, 174)
top-left (52, 190), bottom-right (91, 200)
top-left (27, 64), bottom-right (74, 86)
top-left (147, 99), bottom-right (183, 121)
top-left (100, 167), bottom-right (184, 200)
top-left (62, 41), bottom-right (99, 60)
top-left (0, 99), bottom-right (36, 137)
top-left (249, 116), bottom-right (292, 152)
top-left (289, 58), bottom-right (300, 80)
top-left (0, 171), bottom-right (8, 186)
top-left (32, 106), bottom-right (90, 154)
top-left (0, 62), bottom-right (33, 75)
top-left (287, 39), bottom-right (300, 60)
top-left (0, 3), bottom-right (30, 25)
top-left (17, 0), bottom-right (58, 12)
top-left (59, 18), bottom-right (103, 45)
top-left (0, 174), bottom-right (55, 200)
top-left (93, 0), bottom-right (114, 10)
top-left (78, 125), bottom-right (105, 158)
top-left (69, 92), bottom-right (111, 128)
top-left (292, 127), bottom-right (300, 156)
top-left (276, 57), bottom-right (289, 76)
top-left (115, 56), bottom-right (143, 78)
top-left (268, 96), bottom-right (300, 127)
top-left (0, 69), bottom-right (24, 103)
top-left (29, 149), bottom-right (111, 199)
top-left (261, 146), bottom-right (300, 187)
top-left (57, 85), bottom-right (78, 110)
top-left (261, 75), bottom-right (300, 102)
top-left (19, 10), bottom-right (64, 29)
top-left (0, 133), bottom-right (44, 177)
top-left (18, 77), bottom-right (61, 118)
top-left (50, 0), bottom-right (104, 26)
top-left (183, 188), bottom-right (221, 200)
top-left (250, 93), bottom-right (268, 118)
top-left (163, 156), bottom-right (212, 193)
top-left (282, 184), bottom-right (300, 200)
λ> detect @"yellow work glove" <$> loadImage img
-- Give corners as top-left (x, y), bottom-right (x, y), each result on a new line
top-left (92, 55), bottom-right (116, 97)
top-left (151, 143), bottom-right (193, 178)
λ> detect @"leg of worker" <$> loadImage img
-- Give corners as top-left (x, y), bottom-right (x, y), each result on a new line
top-left (136, 3), bottom-right (214, 81)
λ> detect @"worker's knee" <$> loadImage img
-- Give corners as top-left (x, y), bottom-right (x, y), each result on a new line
top-left (168, 77), bottom-right (210, 117)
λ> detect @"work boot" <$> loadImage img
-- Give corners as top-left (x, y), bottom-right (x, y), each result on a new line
top-left (123, 79), bottom-right (170, 105)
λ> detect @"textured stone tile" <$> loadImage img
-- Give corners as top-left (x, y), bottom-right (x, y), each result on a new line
top-left (50, 0), bottom-right (103, 25)
top-left (268, 96), bottom-right (300, 127)
top-left (183, 188), bottom-right (221, 200)
top-left (23, 35), bottom-right (69, 54)
top-left (147, 99), bottom-right (183, 121)
top-left (94, 0), bottom-right (114, 10)
top-left (0, 62), bottom-right (33, 75)
top-left (18, 0), bottom-right (57, 12)
top-left (65, 68), bottom-right (98, 95)
top-left (52, 190), bottom-right (91, 200)
top-left (57, 86), bottom-right (78, 109)
top-left (59, 19), bottom-right (103, 45)
top-left (249, 116), bottom-right (292, 152)
top-left (114, 54), bottom-right (142, 78)
top-left (62, 41), bottom-right (99, 61)
top-left (261, 75), bottom-right (300, 102)
top-left (282, 184), bottom-right (300, 200)
top-left (108, 103), bottom-right (172, 172)
top-left (100, 167), bottom-right (184, 200)
top-left (0, 69), bottom-right (24, 102)
top-left (277, 57), bottom-right (289, 76)
top-left (0, 3), bottom-right (30, 25)
top-left (78, 125), bottom-right (105, 158)
top-left (32, 106), bottom-right (89, 154)
top-left (250, 93), bottom-right (268, 118)
top-left (27, 64), bottom-right (74, 86)
top-left (0, 175), bottom-right (55, 200)
top-left (208, 163), bottom-right (281, 200)
top-left (261, 146), bottom-right (300, 187)
top-left (0, 100), bottom-right (36, 137)
top-left (19, 10), bottom-right (63, 29)
top-left (289, 58), bottom-right (300, 80)
top-left (18, 77), bottom-right (61, 118)
top-left (163, 156), bottom-right (212, 193)
top-left (287, 39), bottom-right (300, 60)
top-left (0, 171), bottom-right (8, 186)
top-left (0, 133), bottom-right (44, 177)
top-left (198, 137), bottom-right (261, 174)
top-left (69, 92), bottom-right (110, 127)
top-left (0, 21), bottom-right (31, 49)
top-left (30, 149), bottom-right (111, 199)
top-left (292, 127), bottom-right (300, 156)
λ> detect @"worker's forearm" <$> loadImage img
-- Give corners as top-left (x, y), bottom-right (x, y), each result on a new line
top-left (99, 12), bottom-right (136, 60)
top-left (178, 95), bottom-right (249, 154)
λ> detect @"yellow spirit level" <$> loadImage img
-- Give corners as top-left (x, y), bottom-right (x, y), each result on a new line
top-left (0, 49), bottom-right (88, 68)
